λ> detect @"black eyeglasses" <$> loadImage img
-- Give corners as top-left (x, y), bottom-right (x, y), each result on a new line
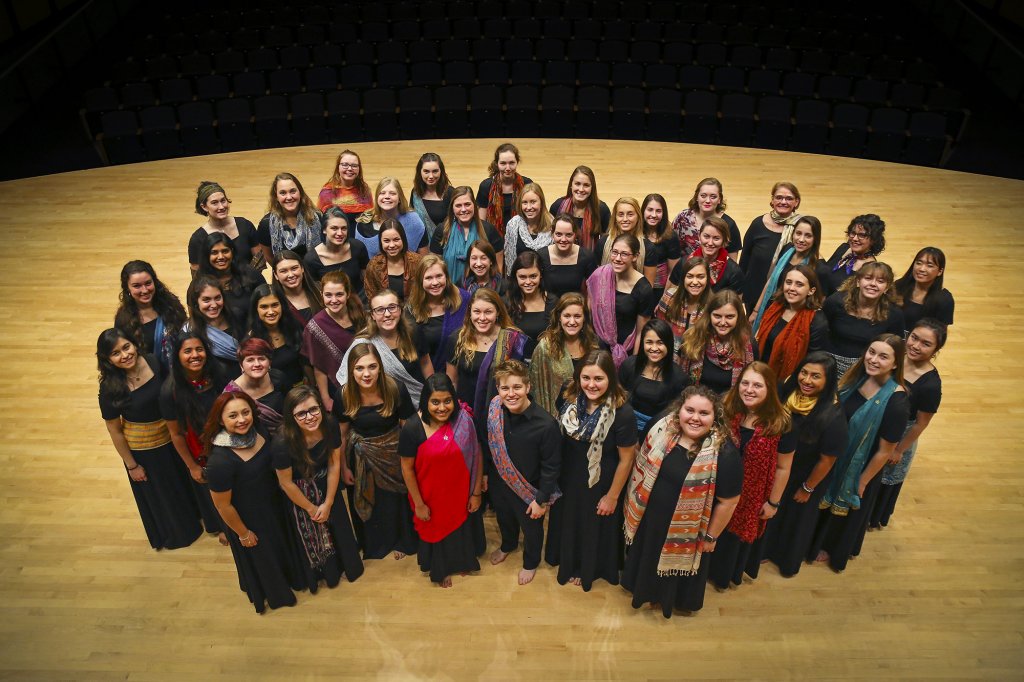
top-left (293, 406), bottom-right (321, 420)
top-left (371, 304), bottom-right (400, 316)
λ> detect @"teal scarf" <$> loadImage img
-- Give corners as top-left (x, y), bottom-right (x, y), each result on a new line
top-left (442, 221), bottom-right (479, 285)
top-left (752, 245), bottom-right (809, 335)
top-left (820, 377), bottom-right (898, 516)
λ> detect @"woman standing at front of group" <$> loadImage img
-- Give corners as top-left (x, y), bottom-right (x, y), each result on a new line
top-left (258, 173), bottom-right (322, 263)
top-left (97, 329), bottom-right (202, 550)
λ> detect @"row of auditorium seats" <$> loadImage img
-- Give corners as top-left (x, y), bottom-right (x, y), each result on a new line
top-left (96, 88), bottom-right (948, 167)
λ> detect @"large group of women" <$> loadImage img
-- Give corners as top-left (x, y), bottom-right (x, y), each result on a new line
top-left (97, 142), bottom-right (953, 616)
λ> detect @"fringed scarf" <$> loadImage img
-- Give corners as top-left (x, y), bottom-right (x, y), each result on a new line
top-left (557, 196), bottom-right (596, 251)
top-left (821, 377), bottom-right (898, 516)
top-left (349, 427), bottom-right (406, 522)
top-left (693, 246), bottom-right (729, 286)
top-left (301, 310), bottom-right (354, 390)
top-left (337, 337), bottom-right (423, 404)
top-left (727, 415), bottom-right (780, 543)
top-left (291, 473), bottom-right (336, 569)
top-left (755, 303), bottom-right (816, 382)
top-left (559, 391), bottom-right (617, 488)
top-left (442, 221), bottom-right (479, 285)
top-left (528, 337), bottom-right (575, 417)
top-left (487, 174), bottom-right (525, 236)
top-left (752, 245), bottom-right (808, 334)
top-left (624, 415), bottom-right (720, 576)
top-left (586, 264), bottom-right (636, 369)
top-left (267, 211), bottom-right (322, 256)
top-left (654, 287), bottom-right (704, 361)
top-left (766, 211), bottom-right (804, 268)
top-left (682, 336), bottom-right (754, 389)
top-left (472, 328), bottom-right (528, 418)
top-left (452, 403), bottom-right (480, 495)
top-left (503, 215), bottom-right (553, 268)
top-left (487, 396), bottom-right (562, 506)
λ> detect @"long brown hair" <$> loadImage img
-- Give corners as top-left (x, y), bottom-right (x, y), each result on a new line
top-left (680, 290), bottom-right (750, 363)
top-left (407, 254), bottom-right (462, 323)
top-left (666, 256), bottom-right (711, 322)
top-left (538, 292), bottom-right (598, 361)
top-left (280, 385), bottom-right (329, 478)
top-left (360, 290), bottom-right (418, 362)
top-left (771, 263), bottom-right (824, 310)
top-left (452, 288), bottom-right (515, 366)
top-left (564, 165), bottom-right (603, 243)
top-left (340, 343), bottom-right (399, 419)
top-left (327, 149), bottom-right (371, 198)
top-left (439, 185), bottom-right (479, 248)
top-left (320, 270), bottom-right (365, 329)
top-left (838, 333), bottom-right (906, 392)
top-left (722, 361), bottom-right (791, 437)
top-left (200, 390), bottom-right (261, 456)
top-left (268, 172), bottom-right (318, 223)
top-left (561, 349), bottom-right (627, 408)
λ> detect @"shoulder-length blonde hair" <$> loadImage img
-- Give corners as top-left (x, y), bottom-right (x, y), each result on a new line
top-left (407, 254), bottom-right (462, 323)
top-left (516, 182), bottom-right (553, 233)
top-left (452, 288), bottom-right (515, 366)
top-left (340, 343), bottom-right (399, 419)
top-left (602, 196), bottom-right (646, 271)
top-left (722, 361), bottom-right (791, 437)
top-left (680, 290), bottom-right (750, 364)
top-left (371, 176), bottom-right (412, 222)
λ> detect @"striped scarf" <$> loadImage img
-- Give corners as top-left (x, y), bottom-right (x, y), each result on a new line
top-left (624, 415), bottom-right (720, 576)
top-left (486, 396), bottom-right (562, 506)
top-left (486, 174), bottom-right (525, 236)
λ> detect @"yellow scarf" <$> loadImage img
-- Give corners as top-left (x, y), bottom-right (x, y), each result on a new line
top-left (785, 391), bottom-right (817, 416)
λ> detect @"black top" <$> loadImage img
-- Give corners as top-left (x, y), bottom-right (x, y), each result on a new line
top-left (476, 176), bottom-right (534, 229)
top-left (334, 382), bottom-right (415, 437)
top-left (220, 267), bottom-right (262, 329)
top-left (509, 293), bottom-right (557, 359)
top-left (390, 337), bottom-right (429, 385)
top-left (98, 355), bottom-right (163, 422)
top-left (548, 197), bottom-right (611, 238)
top-left (537, 246), bottom-right (598, 298)
top-left (823, 292), bottom-right (906, 358)
top-left (159, 373), bottom-right (226, 431)
top-left (271, 415), bottom-right (341, 478)
top-left (256, 214), bottom-right (320, 258)
top-left (205, 438), bottom-right (275, 493)
top-left (447, 338), bottom-right (487, 408)
top-left (269, 340), bottom-right (305, 388)
top-left (905, 369), bottom-right (942, 420)
top-left (738, 217), bottom-right (784, 308)
top-left (187, 217), bottom-right (259, 265)
top-left (420, 197), bottom-right (449, 227)
top-left (556, 393), bottom-right (639, 454)
top-left (397, 417), bottom-right (428, 459)
top-left (617, 355), bottom-right (689, 417)
top-left (487, 402), bottom-right (563, 504)
top-left (900, 288), bottom-right (955, 333)
top-left (417, 315), bottom-right (445, 363)
top-left (303, 241), bottom-right (369, 291)
top-left (759, 309), bottom-right (829, 361)
top-left (643, 235), bottom-right (682, 268)
top-left (428, 220), bottom-right (504, 259)
top-left (738, 424), bottom-right (799, 455)
top-left (842, 389), bottom-right (910, 454)
top-left (821, 244), bottom-right (862, 296)
top-left (697, 342), bottom-right (759, 395)
top-left (789, 407), bottom-right (848, 461)
top-left (614, 278), bottom-right (656, 345)
top-left (355, 220), bottom-right (429, 251)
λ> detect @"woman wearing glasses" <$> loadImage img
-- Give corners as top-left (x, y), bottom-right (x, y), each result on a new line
top-left (821, 215), bottom-right (886, 297)
top-left (318, 149), bottom-right (373, 224)
top-left (272, 386), bottom-right (364, 593)
top-left (739, 182), bottom-right (803, 310)
top-left (586, 234), bottom-right (655, 364)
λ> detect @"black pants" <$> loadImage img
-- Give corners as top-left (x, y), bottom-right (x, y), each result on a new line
top-left (491, 477), bottom-right (544, 570)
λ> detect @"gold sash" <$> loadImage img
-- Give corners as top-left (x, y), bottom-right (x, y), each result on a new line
top-left (123, 419), bottom-right (172, 450)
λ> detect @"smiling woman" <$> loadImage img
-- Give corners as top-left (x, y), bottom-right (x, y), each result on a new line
top-left (823, 262), bottom-right (905, 377)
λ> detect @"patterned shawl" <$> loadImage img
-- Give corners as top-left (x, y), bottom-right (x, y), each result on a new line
top-left (349, 427), bottom-right (406, 522)
top-left (472, 328), bottom-right (528, 418)
top-left (585, 264), bottom-right (636, 369)
top-left (224, 380), bottom-right (283, 435)
top-left (528, 337), bottom-right (575, 417)
top-left (266, 211), bottom-right (322, 256)
top-left (337, 337), bottom-right (423, 404)
top-left (487, 173), bottom-right (525, 236)
top-left (291, 473), bottom-right (336, 569)
top-left (671, 209), bottom-right (701, 258)
top-left (755, 303), bottom-right (815, 382)
top-left (681, 336), bottom-right (754, 390)
top-left (559, 391), bottom-right (617, 488)
top-left (452, 403), bottom-right (480, 496)
top-left (821, 377), bottom-right (899, 516)
top-left (503, 215), bottom-right (553, 268)
top-left (301, 310), bottom-right (354, 389)
top-left (624, 415), bottom-right (720, 575)
top-left (486, 396), bottom-right (562, 506)
top-left (726, 415), bottom-right (781, 543)
top-left (654, 287), bottom-right (703, 362)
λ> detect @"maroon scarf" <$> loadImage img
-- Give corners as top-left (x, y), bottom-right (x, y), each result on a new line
top-left (300, 309), bottom-right (354, 389)
top-left (726, 415), bottom-right (780, 543)
top-left (487, 173), bottom-right (525, 237)
top-left (693, 246), bottom-right (728, 285)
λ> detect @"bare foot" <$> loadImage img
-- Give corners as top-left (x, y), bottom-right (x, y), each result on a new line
top-left (393, 551), bottom-right (406, 560)
top-left (218, 532), bottom-right (228, 546)
top-left (438, 576), bottom-right (452, 588)
top-left (490, 549), bottom-right (509, 565)
top-left (814, 550), bottom-right (829, 563)
top-left (518, 568), bottom-right (537, 585)
top-left (571, 577), bottom-right (582, 586)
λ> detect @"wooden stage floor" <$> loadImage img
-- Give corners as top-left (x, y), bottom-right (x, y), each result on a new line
top-left (1, 139), bottom-right (1022, 680)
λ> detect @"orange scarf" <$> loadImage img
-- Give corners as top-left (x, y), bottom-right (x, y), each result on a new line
top-left (756, 303), bottom-right (815, 381)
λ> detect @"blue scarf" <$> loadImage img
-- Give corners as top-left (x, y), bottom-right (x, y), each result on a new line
top-left (411, 193), bottom-right (442, 240)
top-left (820, 377), bottom-right (898, 515)
top-left (752, 245), bottom-right (809, 335)
top-left (206, 325), bottom-right (239, 361)
top-left (153, 315), bottom-right (174, 373)
top-left (442, 221), bottom-right (479, 285)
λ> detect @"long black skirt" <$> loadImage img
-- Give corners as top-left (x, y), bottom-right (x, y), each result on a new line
top-left (811, 469), bottom-right (883, 572)
top-left (348, 485), bottom-right (419, 559)
top-left (762, 482), bottom-right (832, 577)
top-left (127, 443), bottom-right (202, 550)
top-left (869, 482), bottom-right (903, 529)
top-left (284, 487), bottom-right (364, 592)
top-left (418, 517), bottom-right (482, 584)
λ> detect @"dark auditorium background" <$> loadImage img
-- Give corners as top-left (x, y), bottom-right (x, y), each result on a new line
top-left (0, 0), bottom-right (1021, 182)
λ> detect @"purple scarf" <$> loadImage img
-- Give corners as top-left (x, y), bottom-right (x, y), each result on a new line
top-left (586, 264), bottom-right (636, 368)
top-left (301, 310), bottom-right (354, 389)
top-left (431, 288), bottom-right (470, 370)
top-left (451, 403), bottom-right (480, 495)
top-left (472, 328), bottom-right (528, 418)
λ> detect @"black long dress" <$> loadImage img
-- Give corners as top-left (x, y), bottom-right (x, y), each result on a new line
top-left (548, 399), bottom-right (638, 591)
top-left (620, 442), bottom-right (743, 617)
top-left (206, 438), bottom-right (305, 613)
top-left (759, 408), bottom-right (848, 577)
top-left (270, 416), bottom-right (364, 592)
top-left (336, 383), bottom-right (419, 559)
top-left (739, 216), bottom-right (784, 307)
top-left (99, 355), bottom-right (202, 550)
top-left (537, 246), bottom-right (598, 298)
top-left (811, 389), bottom-right (909, 572)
